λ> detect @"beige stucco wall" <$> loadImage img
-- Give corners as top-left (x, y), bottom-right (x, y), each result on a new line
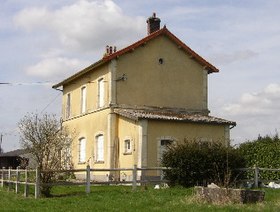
top-left (63, 108), bottom-right (110, 173)
top-left (116, 35), bottom-right (208, 111)
top-left (117, 117), bottom-right (139, 170)
top-left (62, 63), bottom-right (110, 120)
top-left (146, 120), bottom-right (229, 167)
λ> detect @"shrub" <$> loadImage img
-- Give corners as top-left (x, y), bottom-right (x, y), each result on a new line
top-left (237, 134), bottom-right (280, 180)
top-left (161, 140), bottom-right (245, 187)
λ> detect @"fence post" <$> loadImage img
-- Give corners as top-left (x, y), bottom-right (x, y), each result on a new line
top-left (15, 167), bottom-right (19, 194)
top-left (35, 167), bottom-right (40, 199)
top-left (132, 165), bottom-right (137, 190)
top-left (86, 165), bottom-right (90, 194)
top-left (8, 167), bottom-right (11, 191)
top-left (1, 167), bottom-right (4, 188)
top-left (24, 168), bottom-right (29, 197)
top-left (254, 165), bottom-right (259, 188)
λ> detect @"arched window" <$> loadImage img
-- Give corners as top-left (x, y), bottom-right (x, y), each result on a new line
top-left (78, 137), bottom-right (86, 163)
top-left (96, 134), bottom-right (104, 162)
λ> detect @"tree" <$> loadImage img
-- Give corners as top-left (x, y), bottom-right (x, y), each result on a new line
top-left (18, 113), bottom-right (74, 196)
top-left (238, 134), bottom-right (280, 180)
top-left (161, 140), bottom-right (245, 187)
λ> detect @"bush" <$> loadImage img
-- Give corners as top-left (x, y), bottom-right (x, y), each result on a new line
top-left (161, 140), bottom-right (245, 187)
top-left (237, 134), bottom-right (280, 180)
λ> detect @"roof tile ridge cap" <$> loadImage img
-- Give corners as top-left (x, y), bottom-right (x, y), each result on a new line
top-left (163, 28), bottom-right (219, 72)
top-left (102, 28), bottom-right (166, 62)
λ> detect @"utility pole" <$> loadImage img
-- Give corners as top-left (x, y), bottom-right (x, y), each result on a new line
top-left (0, 133), bottom-right (3, 154)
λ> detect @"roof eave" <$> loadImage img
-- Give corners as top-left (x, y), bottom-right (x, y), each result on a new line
top-left (52, 59), bottom-right (107, 89)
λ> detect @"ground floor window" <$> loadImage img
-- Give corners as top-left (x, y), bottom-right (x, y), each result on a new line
top-left (124, 138), bottom-right (132, 154)
top-left (96, 134), bottom-right (104, 162)
top-left (157, 137), bottom-right (175, 163)
top-left (78, 137), bottom-right (86, 163)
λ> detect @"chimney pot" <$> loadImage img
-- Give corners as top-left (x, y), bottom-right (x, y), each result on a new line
top-left (147, 13), bottom-right (161, 35)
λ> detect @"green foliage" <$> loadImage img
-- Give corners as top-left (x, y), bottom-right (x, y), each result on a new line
top-left (238, 134), bottom-right (280, 180)
top-left (161, 140), bottom-right (246, 187)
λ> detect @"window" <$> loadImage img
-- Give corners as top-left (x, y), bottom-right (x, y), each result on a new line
top-left (66, 93), bottom-right (71, 118)
top-left (78, 138), bottom-right (86, 163)
top-left (98, 78), bottom-right (105, 108)
top-left (96, 134), bottom-right (104, 162)
top-left (159, 139), bottom-right (174, 161)
top-left (124, 139), bottom-right (132, 154)
top-left (81, 86), bottom-right (87, 113)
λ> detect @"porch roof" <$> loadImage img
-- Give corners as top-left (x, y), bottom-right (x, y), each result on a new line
top-left (114, 108), bottom-right (236, 126)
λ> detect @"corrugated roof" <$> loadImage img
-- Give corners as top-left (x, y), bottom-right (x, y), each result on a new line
top-left (0, 149), bottom-right (27, 157)
top-left (114, 108), bottom-right (236, 126)
top-left (53, 26), bottom-right (218, 89)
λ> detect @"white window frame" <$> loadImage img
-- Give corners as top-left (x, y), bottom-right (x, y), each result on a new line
top-left (124, 138), bottom-right (133, 155)
top-left (98, 78), bottom-right (105, 108)
top-left (66, 93), bottom-right (71, 119)
top-left (95, 134), bottom-right (104, 162)
top-left (78, 137), bottom-right (86, 163)
top-left (81, 86), bottom-right (87, 113)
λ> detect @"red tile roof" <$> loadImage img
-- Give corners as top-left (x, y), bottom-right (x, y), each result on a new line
top-left (53, 26), bottom-right (218, 89)
top-left (114, 108), bottom-right (236, 126)
top-left (103, 26), bottom-right (219, 73)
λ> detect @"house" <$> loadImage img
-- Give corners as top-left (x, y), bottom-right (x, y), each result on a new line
top-left (53, 13), bottom-right (236, 181)
top-left (0, 149), bottom-right (30, 169)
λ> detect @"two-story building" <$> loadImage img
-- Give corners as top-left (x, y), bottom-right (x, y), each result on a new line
top-left (53, 13), bottom-right (235, 181)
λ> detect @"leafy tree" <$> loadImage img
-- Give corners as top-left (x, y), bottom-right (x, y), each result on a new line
top-left (18, 113), bottom-right (74, 196)
top-left (161, 140), bottom-right (245, 187)
top-left (238, 134), bottom-right (280, 180)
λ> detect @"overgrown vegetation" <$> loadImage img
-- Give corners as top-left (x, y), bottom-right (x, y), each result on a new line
top-left (161, 140), bottom-right (246, 187)
top-left (18, 113), bottom-right (75, 197)
top-left (237, 134), bottom-right (280, 180)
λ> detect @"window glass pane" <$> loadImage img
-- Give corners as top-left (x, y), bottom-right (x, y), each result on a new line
top-left (98, 78), bottom-right (105, 107)
top-left (124, 139), bottom-right (131, 153)
top-left (66, 93), bottom-right (71, 118)
top-left (81, 86), bottom-right (86, 113)
top-left (79, 138), bottom-right (86, 162)
top-left (96, 135), bottom-right (104, 161)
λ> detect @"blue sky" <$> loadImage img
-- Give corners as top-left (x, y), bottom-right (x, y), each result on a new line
top-left (1, 0), bottom-right (280, 151)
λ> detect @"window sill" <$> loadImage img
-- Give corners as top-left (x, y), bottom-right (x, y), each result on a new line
top-left (95, 161), bottom-right (104, 164)
top-left (78, 162), bottom-right (86, 165)
top-left (123, 152), bottom-right (132, 155)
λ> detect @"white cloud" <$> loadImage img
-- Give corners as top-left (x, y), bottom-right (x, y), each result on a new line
top-left (26, 57), bottom-right (88, 80)
top-left (14, 0), bottom-right (145, 51)
top-left (220, 83), bottom-right (280, 143)
top-left (210, 50), bottom-right (259, 65)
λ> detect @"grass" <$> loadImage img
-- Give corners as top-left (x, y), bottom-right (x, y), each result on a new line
top-left (1, 185), bottom-right (280, 211)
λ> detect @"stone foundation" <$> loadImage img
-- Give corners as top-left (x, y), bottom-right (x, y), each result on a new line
top-left (195, 186), bottom-right (265, 204)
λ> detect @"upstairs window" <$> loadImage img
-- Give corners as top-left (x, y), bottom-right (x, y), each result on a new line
top-left (98, 78), bottom-right (105, 108)
top-left (96, 134), bottom-right (104, 162)
top-left (66, 93), bottom-right (71, 119)
top-left (81, 86), bottom-right (87, 113)
top-left (78, 138), bottom-right (86, 163)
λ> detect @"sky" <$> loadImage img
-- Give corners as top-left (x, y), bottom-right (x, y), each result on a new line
top-left (0, 0), bottom-right (280, 151)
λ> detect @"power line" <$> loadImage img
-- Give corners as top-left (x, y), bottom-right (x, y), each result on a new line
top-left (40, 93), bottom-right (61, 114)
top-left (0, 81), bottom-right (52, 86)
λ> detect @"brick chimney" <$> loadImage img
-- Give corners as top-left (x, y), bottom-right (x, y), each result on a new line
top-left (146, 13), bottom-right (161, 35)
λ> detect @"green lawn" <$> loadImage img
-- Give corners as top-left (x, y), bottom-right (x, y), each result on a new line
top-left (1, 185), bottom-right (280, 211)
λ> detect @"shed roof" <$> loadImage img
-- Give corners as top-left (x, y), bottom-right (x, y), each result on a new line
top-left (114, 108), bottom-right (236, 126)
top-left (53, 26), bottom-right (218, 89)
top-left (0, 149), bottom-right (27, 157)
